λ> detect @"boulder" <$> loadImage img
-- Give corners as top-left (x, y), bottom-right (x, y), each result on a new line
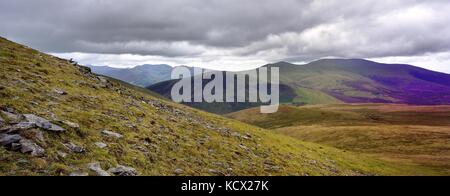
top-left (0, 134), bottom-right (22, 146)
top-left (6, 122), bottom-right (36, 133)
top-left (64, 142), bottom-right (85, 153)
top-left (20, 139), bottom-right (45, 157)
top-left (88, 162), bottom-right (110, 176)
top-left (69, 171), bottom-right (89, 176)
top-left (23, 114), bottom-right (65, 132)
top-left (101, 130), bottom-right (123, 139)
top-left (108, 165), bottom-right (138, 176)
top-left (63, 121), bottom-right (80, 131)
top-left (174, 168), bottom-right (184, 175)
top-left (0, 116), bottom-right (4, 127)
top-left (95, 142), bottom-right (107, 149)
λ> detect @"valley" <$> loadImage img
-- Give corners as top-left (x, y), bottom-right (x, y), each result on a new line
top-left (227, 104), bottom-right (450, 175)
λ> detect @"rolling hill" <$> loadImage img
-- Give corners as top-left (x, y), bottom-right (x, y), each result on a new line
top-left (148, 60), bottom-right (450, 114)
top-left (88, 64), bottom-right (193, 87)
top-left (227, 104), bottom-right (450, 175)
top-left (1, 36), bottom-right (431, 176)
top-left (148, 71), bottom-right (297, 114)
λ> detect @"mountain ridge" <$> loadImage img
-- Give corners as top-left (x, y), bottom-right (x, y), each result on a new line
top-left (88, 64), bottom-right (176, 87)
top-left (148, 59), bottom-right (450, 114)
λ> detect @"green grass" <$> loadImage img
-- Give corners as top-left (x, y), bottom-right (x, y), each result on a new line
top-left (0, 37), bottom-right (428, 176)
top-left (227, 104), bottom-right (450, 175)
top-left (293, 87), bottom-right (342, 104)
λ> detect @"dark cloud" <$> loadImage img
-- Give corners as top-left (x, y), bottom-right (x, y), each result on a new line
top-left (1, 0), bottom-right (450, 67)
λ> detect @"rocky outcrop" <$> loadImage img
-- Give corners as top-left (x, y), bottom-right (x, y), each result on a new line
top-left (108, 165), bottom-right (138, 176)
top-left (23, 114), bottom-right (66, 132)
top-left (0, 134), bottom-right (22, 147)
top-left (0, 134), bottom-right (45, 157)
top-left (19, 139), bottom-right (45, 157)
top-left (88, 162), bottom-right (110, 176)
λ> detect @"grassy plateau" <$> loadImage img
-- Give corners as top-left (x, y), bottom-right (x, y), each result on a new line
top-left (227, 104), bottom-right (450, 175)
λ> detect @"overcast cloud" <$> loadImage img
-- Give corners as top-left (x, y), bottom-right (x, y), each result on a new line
top-left (1, 0), bottom-right (450, 72)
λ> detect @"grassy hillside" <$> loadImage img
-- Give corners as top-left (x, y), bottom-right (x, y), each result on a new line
top-left (149, 60), bottom-right (450, 114)
top-left (1, 37), bottom-right (431, 176)
top-left (266, 60), bottom-right (450, 105)
top-left (227, 104), bottom-right (450, 175)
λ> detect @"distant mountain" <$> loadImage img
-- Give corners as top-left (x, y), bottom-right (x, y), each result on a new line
top-left (88, 64), bottom-right (177, 87)
top-left (148, 71), bottom-right (297, 114)
top-left (148, 59), bottom-right (450, 114)
top-left (267, 59), bottom-right (450, 105)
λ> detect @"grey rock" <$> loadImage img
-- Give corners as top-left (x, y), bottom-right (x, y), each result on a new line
top-left (97, 76), bottom-right (108, 83)
top-left (57, 151), bottom-right (68, 158)
top-left (23, 114), bottom-right (65, 132)
top-left (174, 168), bottom-right (184, 175)
top-left (108, 165), bottom-right (138, 176)
top-left (101, 130), bottom-right (123, 139)
top-left (20, 139), bottom-right (45, 157)
top-left (53, 89), bottom-right (67, 95)
top-left (95, 142), bottom-right (107, 149)
top-left (64, 142), bottom-right (85, 153)
top-left (1, 123), bottom-right (35, 134)
top-left (69, 171), bottom-right (89, 176)
top-left (208, 169), bottom-right (224, 176)
top-left (7, 122), bottom-right (37, 133)
top-left (88, 162), bottom-right (110, 176)
top-left (2, 111), bottom-right (23, 123)
top-left (0, 116), bottom-right (4, 127)
top-left (63, 121), bottom-right (80, 130)
top-left (0, 134), bottom-right (22, 146)
top-left (97, 76), bottom-right (111, 88)
top-left (4, 108), bottom-right (15, 113)
top-left (35, 130), bottom-right (45, 143)
top-left (11, 143), bottom-right (22, 151)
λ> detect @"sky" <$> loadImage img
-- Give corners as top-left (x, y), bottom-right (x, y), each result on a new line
top-left (1, 0), bottom-right (450, 73)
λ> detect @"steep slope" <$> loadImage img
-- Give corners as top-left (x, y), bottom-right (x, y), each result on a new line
top-left (227, 104), bottom-right (450, 175)
top-left (1, 37), bottom-right (426, 176)
top-left (88, 64), bottom-right (180, 87)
